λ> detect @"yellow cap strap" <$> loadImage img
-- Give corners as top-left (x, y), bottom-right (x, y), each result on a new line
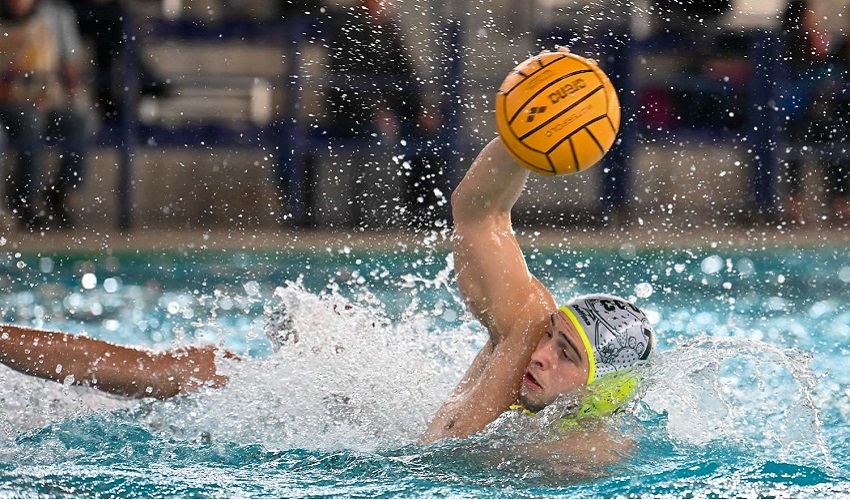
top-left (509, 404), bottom-right (537, 416)
top-left (559, 305), bottom-right (596, 384)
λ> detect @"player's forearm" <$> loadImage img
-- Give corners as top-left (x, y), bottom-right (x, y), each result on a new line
top-left (0, 326), bottom-right (90, 383)
top-left (451, 137), bottom-right (530, 225)
top-left (0, 325), bottom-right (181, 399)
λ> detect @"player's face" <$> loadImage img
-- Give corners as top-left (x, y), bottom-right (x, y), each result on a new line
top-left (518, 310), bottom-right (590, 412)
top-left (5, 0), bottom-right (36, 17)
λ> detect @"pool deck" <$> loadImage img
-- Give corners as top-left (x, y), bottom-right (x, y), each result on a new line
top-left (2, 222), bottom-right (849, 254)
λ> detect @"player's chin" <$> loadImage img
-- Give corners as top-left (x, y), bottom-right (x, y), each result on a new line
top-left (517, 390), bottom-right (548, 413)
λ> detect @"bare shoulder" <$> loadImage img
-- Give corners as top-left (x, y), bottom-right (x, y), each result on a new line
top-left (525, 423), bottom-right (635, 478)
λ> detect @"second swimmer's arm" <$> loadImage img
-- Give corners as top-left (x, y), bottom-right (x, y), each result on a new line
top-left (0, 325), bottom-right (231, 399)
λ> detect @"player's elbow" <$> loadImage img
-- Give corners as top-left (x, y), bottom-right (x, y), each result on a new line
top-left (450, 186), bottom-right (471, 223)
top-left (451, 191), bottom-right (507, 233)
top-left (450, 177), bottom-right (489, 224)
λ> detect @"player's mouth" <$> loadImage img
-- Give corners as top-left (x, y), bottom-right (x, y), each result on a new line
top-left (523, 371), bottom-right (542, 390)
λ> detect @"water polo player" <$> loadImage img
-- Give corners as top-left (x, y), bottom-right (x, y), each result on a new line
top-left (419, 130), bottom-right (655, 443)
top-left (420, 47), bottom-right (655, 442)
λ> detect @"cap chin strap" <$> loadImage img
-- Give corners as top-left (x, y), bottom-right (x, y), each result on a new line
top-left (511, 370), bottom-right (641, 422)
top-left (559, 305), bottom-right (596, 384)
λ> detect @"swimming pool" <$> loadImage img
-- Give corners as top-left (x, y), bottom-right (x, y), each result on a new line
top-left (0, 240), bottom-right (848, 497)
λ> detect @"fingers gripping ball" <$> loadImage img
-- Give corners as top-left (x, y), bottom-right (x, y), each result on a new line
top-left (495, 51), bottom-right (621, 175)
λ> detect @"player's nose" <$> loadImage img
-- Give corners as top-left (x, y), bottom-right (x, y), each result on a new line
top-left (530, 341), bottom-right (555, 369)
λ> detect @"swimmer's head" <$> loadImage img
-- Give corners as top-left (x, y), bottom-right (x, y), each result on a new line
top-left (518, 294), bottom-right (655, 413)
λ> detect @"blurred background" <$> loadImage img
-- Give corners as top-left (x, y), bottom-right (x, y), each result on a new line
top-left (2, 0), bottom-right (850, 233)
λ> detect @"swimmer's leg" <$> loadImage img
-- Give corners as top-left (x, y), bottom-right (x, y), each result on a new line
top-left (0, 325), bottom-right (235, 399)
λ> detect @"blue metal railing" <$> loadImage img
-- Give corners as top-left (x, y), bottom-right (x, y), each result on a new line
top-left (274, 18), bottom-right (464, 227)
top-left (112, 16), bottom-right (292, 228)
top-left (110, 17), bottom-right (820, 227)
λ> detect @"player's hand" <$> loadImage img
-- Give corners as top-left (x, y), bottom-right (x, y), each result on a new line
top-left (552, 45), bottom-right (597, 66)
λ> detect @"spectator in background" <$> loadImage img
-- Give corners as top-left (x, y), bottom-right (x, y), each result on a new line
top-left (821, 14), bottom-right (850, 223)
top-left (66, 0), bottom-right (123, 122)
top-left (67, 0), bottom-right (170, 123)
top-left (651, 0), bottom-right (731, 37)
top-left (0, 0), bottom-right (93, 230)
top-left (281, 0), bottom-right (445, 229)
top-left (275, 0), bottom-right (323, 18)
top-left (780, 0), bottom-right (850, 225)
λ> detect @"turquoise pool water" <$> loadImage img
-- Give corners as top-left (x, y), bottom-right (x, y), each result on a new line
top-left (0, 241), bottom-right (848, 497)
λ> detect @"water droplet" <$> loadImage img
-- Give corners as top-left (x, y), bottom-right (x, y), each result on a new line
top-left (243, 280), bottom-right (260, 296)
top-left (700, 255), bottom-right (724, 275)
top-left (39, 257), bottom-right (53, 273)
top-left (104, 277), bottom-right (120, 293)
top-left (619, 243), bottom-right (636, 260)
top-left (635, 283), bottom-right (653, 298)
top-left (81, 273), bottom-right (97, 290)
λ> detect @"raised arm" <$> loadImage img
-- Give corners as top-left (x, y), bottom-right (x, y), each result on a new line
top-left (451, 137), bottom-right (556, 340)
top-left (421, 137), bottom-right (556, 442)
top-left (0, 325), bottom-right (231, 399)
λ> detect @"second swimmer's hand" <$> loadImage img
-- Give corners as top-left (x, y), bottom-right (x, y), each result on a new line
top-left (165, 344), bottom-right (238, 396)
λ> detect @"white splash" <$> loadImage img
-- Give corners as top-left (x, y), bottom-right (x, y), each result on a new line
top-left (642, 335), bottom-right (830, 467)
top-left (136, 279), bottom-right (485, 452)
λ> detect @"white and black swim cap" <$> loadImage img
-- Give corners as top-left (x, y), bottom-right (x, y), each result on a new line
top-left (560, 294), bottom-right (655, 383)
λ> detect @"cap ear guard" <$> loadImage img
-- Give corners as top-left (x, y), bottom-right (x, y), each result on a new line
top-left (515, 369), bottom-right (643, 433)
top-left (575, 370), bottom-right (641, 418)
top-left (552, 370), bottom-right (642, 432)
